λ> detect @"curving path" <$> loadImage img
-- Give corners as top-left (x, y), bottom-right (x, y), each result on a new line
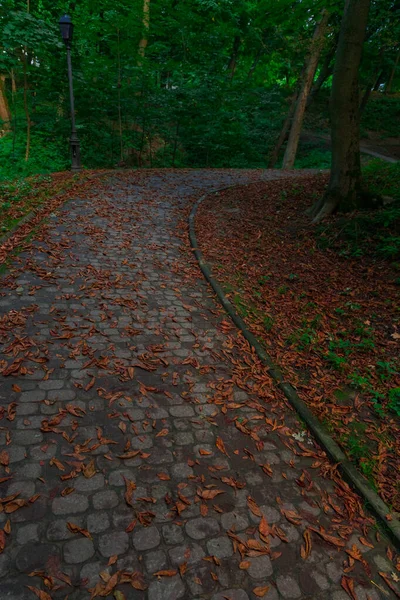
top-left (0, 170), bottom-right (397, 600)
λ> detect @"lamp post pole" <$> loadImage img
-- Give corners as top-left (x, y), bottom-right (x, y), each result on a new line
top-left (59, 15), bottom-right (81, 172)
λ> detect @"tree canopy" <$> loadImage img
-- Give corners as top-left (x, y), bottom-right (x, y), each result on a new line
top-left (0, 0), bottom-right (399, 176)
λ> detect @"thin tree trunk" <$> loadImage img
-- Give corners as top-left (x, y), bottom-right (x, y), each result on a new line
top-left (138, 0), bottom-right (150, 63)
top-left (373, 70), bottom-right (385, 91)
top-left (116, 28), bottom-right (123, 162)
top-left (306, 41), bottom-right (337, 107)
top-left (282, 9), bottom-right (329, 169)
top-left (172, 121), bottom-right (179, 167)
top-left (11, 69), bottom-right (16, 95)
top-left (23, 0), bottom-right (30, 161)
top-left (268, 93), bottom-right (298, 168)
top-left (385, 49), bottom-right (400, 94)
top-left (227, 36), bottom-right (241, 80)
top-left (311, 0), bottom-right (371, 223)
top-left (0, 75), bottom-right (11, 131)
top-left (246, 46), bottom-right (264, 80)
top-left (11, 70), bottom-right (17, 157)
top-left (23, 52), bottom-right (30, 161)
top-left (359, 68), bottom-right (383, 115)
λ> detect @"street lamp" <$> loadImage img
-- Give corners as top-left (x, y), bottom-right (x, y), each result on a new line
top-left (59, 14), bottom-right (81, 172)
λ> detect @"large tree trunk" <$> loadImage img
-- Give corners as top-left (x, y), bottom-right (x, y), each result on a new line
top-left (0, 75), bottom-right (11, 131)
top-left (311, 0), bottom-right (371, 223)
top-left (282, 9), bottom-right (329, 169)
top-left (138, 0), bottom-right (150, 63)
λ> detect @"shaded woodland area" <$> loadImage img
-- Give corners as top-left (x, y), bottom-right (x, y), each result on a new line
top-left (0, 0), bottom-right (399, 181)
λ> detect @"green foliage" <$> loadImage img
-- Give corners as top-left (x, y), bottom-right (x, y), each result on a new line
top-left (361, 95), bottom-right (400, 137)
top-left (388, 388), bottom-right (400, 417)
top-left (363, 160), bottom-right (400, 200)
top-left (294, 147), bottom-right (331, 169)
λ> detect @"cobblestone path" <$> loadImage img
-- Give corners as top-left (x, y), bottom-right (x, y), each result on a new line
top-left (0, 170), bottom-right (397, 600)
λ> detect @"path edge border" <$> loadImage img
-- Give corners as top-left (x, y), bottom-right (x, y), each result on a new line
top-left (189, 185), bottom-right (400, 551)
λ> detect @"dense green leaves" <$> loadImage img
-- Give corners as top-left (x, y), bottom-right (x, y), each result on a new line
top-left (0, 0), bottom-right (398, 177)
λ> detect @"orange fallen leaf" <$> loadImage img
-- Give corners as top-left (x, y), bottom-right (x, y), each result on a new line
top-left (341, 575), bottom-right (357, 600)
top-left (83, 459), bottom-right (96, 479)
top-left (253, 585), bottom-right (269, 597)
top-left (216, 436), bottom-right (229, 457)
top-left (67, 522), bottom-right (92, 539)
top-left (198, 448), bottom-right (212, 456)
top-left (300, 529), bottom-right (312, 560)
top-left (156, 428), bottom-right (169, 437)
top-left (153, 569), bottom-right (177, 577)
top-left (26, 586), bottom-right (52, 600)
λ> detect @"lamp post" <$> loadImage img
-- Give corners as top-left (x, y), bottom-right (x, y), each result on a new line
top-left (59, 14), bottom-right (81, 172)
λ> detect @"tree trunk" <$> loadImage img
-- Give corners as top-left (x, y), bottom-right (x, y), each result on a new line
top-left (246, 46), bottom-right (264, 80)
top-left (138, 0), bottom-right (150, 63)
top-left (306, 41), bottom-right (337, 107)
top-left (268, 93), bottom-right (298, 168)
top-left (359, 67), bottom-right (383, 115)
top-left (385, 49), bottom-right (400, 94)
top-left (282, 9), bottom-right (329, 169)
top-left (0, 75), bottom-right (11, 131)
top-left (311, 0), bottom-right (371, 223)
top-left (116, 28), bottom-right (123, 162)
top-left (23, 52), bottom-right (31, 161)
top-left (227, 36), bottom-right (241, 80)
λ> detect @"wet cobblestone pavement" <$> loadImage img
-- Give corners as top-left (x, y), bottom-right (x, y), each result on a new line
top-left (0, 170), bottom-right (398, 599)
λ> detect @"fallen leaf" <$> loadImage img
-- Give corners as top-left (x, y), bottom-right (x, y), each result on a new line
top-left (67, 522), bottom-right (92, 539)
top-left (26, 586), bottom-right (52, 600)
top-left (216, 436), bottom-right (229, 457)
top-left (83, 459), bottom-right (96, 479)
top-left (253, 586), bottom-right (269, 597)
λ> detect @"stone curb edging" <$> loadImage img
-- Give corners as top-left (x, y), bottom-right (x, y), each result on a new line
top-left (189, 185), bottom-right (400, 551)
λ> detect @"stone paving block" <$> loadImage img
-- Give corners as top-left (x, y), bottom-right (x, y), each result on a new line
top-left (169, 405), bottom-right (195, 417)
top-left (148, 574), bottom-right (185, 600)
top-left (169, 543), bottom-right (205, 566)
top-left (75, 473), bottom-right (105, 492)
top-left (99, 531), bottom-right (129, 557)
top-left (0, 554), bottom-right (10, 578)
top-left (80, 561), bottom-right (111, 587)
top-left (52, 494), bottom-right (89, 515)
top-left (247, 555), bottom-right (273, 579)
top-left (64, 537), bottom-right (95, 564)
top-left (221, 511), bottom-right (249, 531)
top-left (162, 523), bottom-right (185, 545)
top-left (16, 542), bottom-right (60, 573)
top-left (171, 462), bottom-right (193, 479)
top-left (206, 536), bottom-right (233, 558)
top-left (92, 490), bottom-right (119, 510)
top-left (87, 511), bottom-right (110, 533)
top-left (132, 525), bottom-right (161, 551)
top-left (211, 590), bottom-right (249, 600)
top-left (16, 523), bottom-right (40, 545)
top-left (276, 574), bottom-right (302, 598)
top-left (144, 549), bottom-right (168, 573)
top-left (186, 517), bottom-right (220, 540)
